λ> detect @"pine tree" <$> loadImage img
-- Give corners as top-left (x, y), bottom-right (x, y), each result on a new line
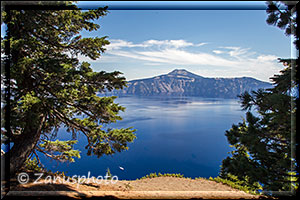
top-left (220, 2), bottom-right (298, 193)
top-left (266, 1), bottom-right (298, 46)
top-left (1, 2), bottom-right (136, 176)
top-left (106, 168), bottom-right (112, 180)
top-left (220, 59), bottom-right (297, 192)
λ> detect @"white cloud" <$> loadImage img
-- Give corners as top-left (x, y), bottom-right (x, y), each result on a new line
top-left (257, 55), bottom-right (278, 62)
top-left (218, 46), bottom-right (253, 58)
top-left (106, 39), bottom-right (147, 50)
top-left (166, 40), bottom-right (194, 48)
top-left (141, 39), bottom-right (194, 48)
top-left (78, 39), bottom-right (282, 82)
top-left (134, 48), bottom-right (239, 67)
top-left (212, 50), bottom-right (224, 54)
top-left (106, 39), bottom-right (204, 51)
top-left (195, 42), bottom-right (208, 47)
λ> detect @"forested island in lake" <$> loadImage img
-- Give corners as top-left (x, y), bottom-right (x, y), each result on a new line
top-left (108, 69), bottom-right (271, 98)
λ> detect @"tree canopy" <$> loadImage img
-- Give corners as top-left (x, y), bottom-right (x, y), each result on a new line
top-left (1, 2), bottom-right (136, 175)
top-left (220, 59), bottom-right (297, 192)
top-left (220, 1), bottom-right (298, 194)
top-left (266, 1), bottom-right (298, 47)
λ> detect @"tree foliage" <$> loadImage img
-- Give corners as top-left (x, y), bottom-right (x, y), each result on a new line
top-left (39, 139), bottom-right (81, 163)
top-left (220, 59), bottom-right (297, 192)
top-left (1, 2), bottom-right (136, 175)
top-left (221, 2), bottom-right (298, 193)
top-left (266, 1), bottom-right (298, 47)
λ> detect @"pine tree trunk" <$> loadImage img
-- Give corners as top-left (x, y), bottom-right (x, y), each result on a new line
top-left (9, 115), bottom-right (45, 176)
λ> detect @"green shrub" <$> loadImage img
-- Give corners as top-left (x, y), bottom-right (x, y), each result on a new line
top-left (137, 172), bottom-right (185, 180)
top-left (209, 174), bottom-right (262, 195)
top-left (106, 168), bottom-right (112, 180)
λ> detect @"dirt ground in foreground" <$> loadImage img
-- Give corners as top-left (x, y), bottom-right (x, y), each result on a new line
top-left (5, 176), bottom-right (266, 199)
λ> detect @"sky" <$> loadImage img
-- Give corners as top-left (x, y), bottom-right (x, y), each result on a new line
top-left (75, 1), bottom-right (296, 83)
top-left (1, 2), bottom-right (294, 83)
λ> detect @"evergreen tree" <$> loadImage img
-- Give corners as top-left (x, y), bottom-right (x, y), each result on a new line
top-left (220, 59), bottom-right (297, 192)
top-left (106, 167), bottom-right (112, 180)
top-left (266, 1), bottom-right (298, 46)
top-left (221, 1), bottom-right (298, 192)
top-left (1, 2), bottom-right (136, 176)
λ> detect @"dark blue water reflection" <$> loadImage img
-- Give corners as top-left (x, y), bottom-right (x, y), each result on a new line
top-left (39, 96), bottom-right (245, 180)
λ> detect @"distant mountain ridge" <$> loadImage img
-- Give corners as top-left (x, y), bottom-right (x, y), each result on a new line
top-left (110, 69), bottom-right (272, 98)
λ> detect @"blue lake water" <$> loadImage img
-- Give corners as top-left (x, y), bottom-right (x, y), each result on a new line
top-left (40, 95), bottom-right (245, 180)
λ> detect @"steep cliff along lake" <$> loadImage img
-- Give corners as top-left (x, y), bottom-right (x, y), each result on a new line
top-left (40, 95), bottom-right (245, 180)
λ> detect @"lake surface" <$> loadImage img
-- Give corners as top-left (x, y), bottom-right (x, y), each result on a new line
top-left (40, 95), bottom-right (245, 180)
